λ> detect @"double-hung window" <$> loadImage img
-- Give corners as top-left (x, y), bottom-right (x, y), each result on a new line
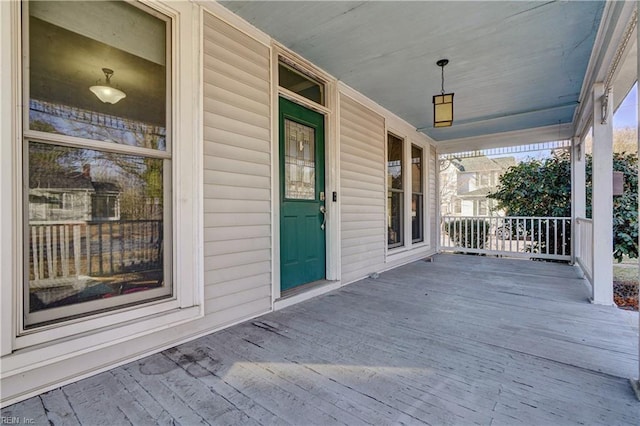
top-left (411, 145), bottom-right (424, 243)
top-left (23, 1), bottom-right (172, 327)
top-left (387, 134), bottom-right (404, 248)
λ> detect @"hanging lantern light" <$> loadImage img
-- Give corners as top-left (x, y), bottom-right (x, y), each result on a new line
top-left (433, 59), bottom-right (454, 127)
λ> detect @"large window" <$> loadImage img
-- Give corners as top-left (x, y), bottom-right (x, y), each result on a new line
top-left (23, 1), bottom-right (172, 326)
top-left (387, 134), bottom-right (404, 248)
top-left (411, 145), bottom-right (424, 243)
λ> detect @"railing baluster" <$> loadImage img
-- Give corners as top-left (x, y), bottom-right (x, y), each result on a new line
top-left (73, 225), bottom-right (81, 277)
top-left (52, 226), bottom-right (58, 278)
top-left (61, 225), bottom-right (69, 277)
top-left (86, 224), bottom-right (91, 276)
top-left (98, 223), bottom-right (103, 275)
top-left (545, 219), bottom-right (550, 255)
top-left (46, 226), bottom-right (53, 279)
top-left (553, 219), bottom-right (558, 254)
top-left (109, 222), bottom-right (114, 274)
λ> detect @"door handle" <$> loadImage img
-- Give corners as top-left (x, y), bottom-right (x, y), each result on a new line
top-left (320, 205), bottom-right (327, 230)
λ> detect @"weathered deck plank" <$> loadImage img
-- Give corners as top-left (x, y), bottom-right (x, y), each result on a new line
top-left (2, 254), bottom-right (639, 425)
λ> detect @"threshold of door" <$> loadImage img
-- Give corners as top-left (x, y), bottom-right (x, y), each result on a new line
top-left (274, 280), bottom-right (341, 311)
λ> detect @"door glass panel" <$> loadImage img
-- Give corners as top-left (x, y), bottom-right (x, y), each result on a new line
top-left (284, 118), bottom-right (315, 200)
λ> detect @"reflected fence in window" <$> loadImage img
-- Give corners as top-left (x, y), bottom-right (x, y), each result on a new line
top-left (440, 215), bottom-right (571, 261)
top-left (28, 220), bottom-right (163, 309)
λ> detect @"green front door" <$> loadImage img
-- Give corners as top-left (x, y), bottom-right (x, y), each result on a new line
top-left (279, 97), bottom-right (326, 291)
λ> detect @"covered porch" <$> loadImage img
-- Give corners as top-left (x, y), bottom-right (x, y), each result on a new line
top-left (2, 254), bottom-right (638, 424)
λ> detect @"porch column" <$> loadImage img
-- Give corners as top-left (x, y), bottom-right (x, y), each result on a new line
top-left (571, 136), bottom-right (586, 265)
top-left (590, 82), bottom-right (614, 305)
top-left (633, 1), bottom-right (640, 399)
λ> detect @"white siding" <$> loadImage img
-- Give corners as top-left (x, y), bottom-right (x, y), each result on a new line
top-left (429, 146), bottom-right (437, 248)
top-left (339, 95), bottom-right (386, 284)
top-left (203, 12), bottom-right (271, 319)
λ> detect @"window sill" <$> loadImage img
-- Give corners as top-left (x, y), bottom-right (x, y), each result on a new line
top-left (4, 304), bottom-right (202, 375)
top-left (386, 242), bottom-right (433, 263)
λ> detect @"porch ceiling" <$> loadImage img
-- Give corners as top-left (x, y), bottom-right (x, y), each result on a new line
top-left (222, 1), bottom-right (605, 145)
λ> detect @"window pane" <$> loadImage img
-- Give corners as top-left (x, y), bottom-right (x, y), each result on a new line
top-left (412, 145), bottom-right (422, 193)
top-left (388, 134), bottom-right (403, 190)
top-left (28, 1), bottom-right (168, 149)
top-left (284, 119), bottom-right (316, 200)
top-left (27, 142), bottom-right (169, 323)
top-left (388, 192), bottom-right (403, 247)
top-left (279, 63), bottom-right (324, 105)
top-left (412, 194), bottom-right (423, 243)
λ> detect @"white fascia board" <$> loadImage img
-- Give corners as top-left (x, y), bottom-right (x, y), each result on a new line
top-left (436, 123), bottom-right (574, 155)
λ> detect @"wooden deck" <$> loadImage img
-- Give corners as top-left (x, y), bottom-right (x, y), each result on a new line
top-left (3, 254), bottom-right (639, 425)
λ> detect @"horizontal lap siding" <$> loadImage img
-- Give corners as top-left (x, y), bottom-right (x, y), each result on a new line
top-left (429, 146), bottom-right (437, 248)
top-left (203, 12), bottom-right (271, 322)
top-left (339, 95), bottom-right (385, 284)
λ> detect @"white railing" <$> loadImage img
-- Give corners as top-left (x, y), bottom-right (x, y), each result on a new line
top-left (575, 217), bottom-right (593, 284)
top-left (440, 215), bottom-right (571, 261)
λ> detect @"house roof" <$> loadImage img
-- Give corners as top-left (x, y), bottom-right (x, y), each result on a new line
top-left (458, 187), bottom-right (493, 198)
top-left (30, 170), bottom-right (119, 193)
top-left (222, 1), bottom-right (607, 143)
top-left (30, 170), bottom-right (94, 191)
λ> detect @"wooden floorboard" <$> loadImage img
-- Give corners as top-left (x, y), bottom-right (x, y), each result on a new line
top-left (2, 254), bottom-right (639, 425)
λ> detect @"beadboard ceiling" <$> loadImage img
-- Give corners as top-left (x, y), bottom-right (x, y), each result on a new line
top-left (222, 1), bottom-right (606, 144)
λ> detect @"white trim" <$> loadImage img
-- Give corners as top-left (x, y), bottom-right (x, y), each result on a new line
top-left (23, 130), bottom-right (172, 159)
top-left (0, 0), bottom-right (19, 357)
top-left (279, 87), bottom-right (331, 115)
top-left (274, 280), bottom-right (343, 311)
top-left (328, 79), bottom-right (341, 282)
top-left (270, 44), bottom-right (279, 302)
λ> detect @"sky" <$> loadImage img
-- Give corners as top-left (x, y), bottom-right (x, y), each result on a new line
top-left (613, 82), bottom-right (637, 130)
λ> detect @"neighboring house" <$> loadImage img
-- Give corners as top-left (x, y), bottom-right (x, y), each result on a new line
top-left (0, 0), bottom-right (633, 408)
top-left (29, 165), bottom-right (120, 222)
top-left (440, 155), bottom-right (515, 216)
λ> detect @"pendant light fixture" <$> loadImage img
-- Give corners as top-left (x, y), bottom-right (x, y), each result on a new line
top-left (90, 68), bottom-right (126, 104)
top-left (433, 59), bottom-right (454, 127)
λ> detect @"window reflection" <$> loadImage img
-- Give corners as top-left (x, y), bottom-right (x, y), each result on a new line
top-left (28, 143), bottom-right (167, 315)
top-left (28, 1), bottom-right (167, 148)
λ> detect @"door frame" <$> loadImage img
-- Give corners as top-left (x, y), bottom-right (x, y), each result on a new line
top-left (271, 44), bottom-right (340, 302)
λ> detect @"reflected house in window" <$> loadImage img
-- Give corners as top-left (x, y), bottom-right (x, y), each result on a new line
top-left (440, 155), bottom-right (515, 217)
top-left (29, 163), bottom-right (120, 222)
